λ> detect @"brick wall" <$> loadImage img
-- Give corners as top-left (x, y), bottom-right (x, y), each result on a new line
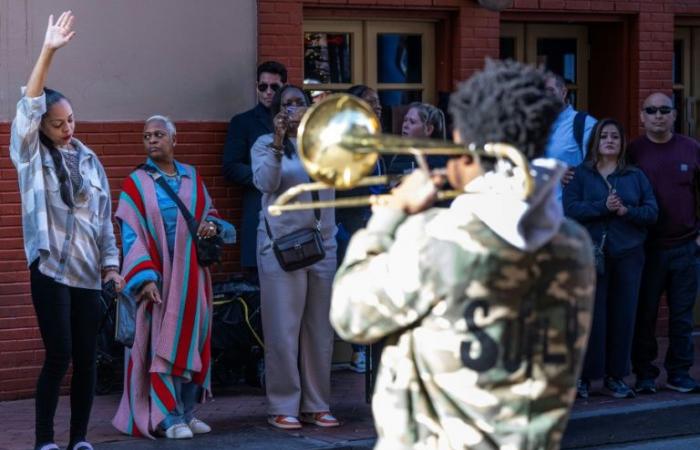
top-left (0, 121), bottom-right (236, 400)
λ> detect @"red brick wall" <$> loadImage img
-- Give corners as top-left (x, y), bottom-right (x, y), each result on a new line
top-left (0, 121), bottom-right (236, 400)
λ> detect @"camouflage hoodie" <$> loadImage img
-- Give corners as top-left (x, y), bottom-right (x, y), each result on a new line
top-left (331, 159), bottom-right (595, 450)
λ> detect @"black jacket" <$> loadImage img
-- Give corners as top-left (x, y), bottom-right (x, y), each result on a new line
top-left (563, 162), bottom-right (658, 256)
top-left (223, 103), bottom-right (273, 267)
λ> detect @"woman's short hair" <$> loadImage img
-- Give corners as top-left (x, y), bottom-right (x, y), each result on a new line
top-left (270, 84), bottom-right (310, 117)
top-left (448, 59), bottom-right (562, 160)
top-left (270, 85), bottom-right (310, 159)
top-left (346, 85), bottom-right (373, 99)
top-left (586, 118), bottom-right (627, 170)
top-left (145, 115), bottom-right (177, 138)
top-left (407, 102), bottom-right (446, 140)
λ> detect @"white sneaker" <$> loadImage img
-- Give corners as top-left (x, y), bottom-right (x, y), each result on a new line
top-left (188, 418), bottom-right (212, 434)
top-left (350, 351), bottom-right (366, 373)
top-left (161, 423), bottom-right (193, 439)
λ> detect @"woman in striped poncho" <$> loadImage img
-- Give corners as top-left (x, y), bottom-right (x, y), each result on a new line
top-left (112, 116), bottom-right (235, 439)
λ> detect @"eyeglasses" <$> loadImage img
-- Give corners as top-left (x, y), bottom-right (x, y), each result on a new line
top-left (643, 106), bottom-right (673, 115)
top-left (143, 131), bottom-right (168, 140)
top-left (258, 83), bottom-right (282, 93)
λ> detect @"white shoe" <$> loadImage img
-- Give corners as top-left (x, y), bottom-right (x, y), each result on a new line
top-left (188, 418), bottom-right (212, 434)
top-left (161, 423), bottom-right (193, 439)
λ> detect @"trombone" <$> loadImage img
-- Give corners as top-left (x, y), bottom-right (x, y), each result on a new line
top-left (267, 94), bottom-right (534, 216)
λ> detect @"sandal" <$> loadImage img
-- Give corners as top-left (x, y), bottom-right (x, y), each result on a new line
top-left (300, 411), bottom-right (340, 427)
top-left (267, 415), bottom-right (302, 430)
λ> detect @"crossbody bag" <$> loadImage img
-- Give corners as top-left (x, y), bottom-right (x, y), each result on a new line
top-left (140, 165), bottom-right (223, 267)
top-left (264, 191), bottom-right (325, 272)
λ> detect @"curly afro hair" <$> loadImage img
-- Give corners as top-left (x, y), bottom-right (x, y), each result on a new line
top-left (448, 59), bottom-right (562, 160)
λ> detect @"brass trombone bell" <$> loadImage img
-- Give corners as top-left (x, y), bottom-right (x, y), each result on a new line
top-left (267, 94), bottom-right (534, 216)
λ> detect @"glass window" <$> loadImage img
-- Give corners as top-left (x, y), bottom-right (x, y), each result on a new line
top-left (304, 32), bottom-right (352, 83)
top-left (500, 38), bottom-right (516, 60)
top-left (673, 90), bottom-right (684, 134)
top-left (674, 39), bottom-right (683, 85)
top-left (536, 38), bottom-right (578, 83)
top-left (377, 34), bottom-right (422, 83)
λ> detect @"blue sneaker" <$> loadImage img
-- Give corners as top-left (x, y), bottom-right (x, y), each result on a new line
top-left (350, 351), bottom-right (366, 373)
top-left (667, 375), bottom-right (700, 393)
top-left (576, 378), bottom-right (590, 399)
top-left (603, 377), bottom-right (635, 399)
top-left (634, 378), bottom-right (657, 394)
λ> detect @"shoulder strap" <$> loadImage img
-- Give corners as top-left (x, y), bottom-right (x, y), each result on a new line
top-left (573, 111), bottom-right (588, 159)
top-left (138, 164), bottom-right (200, 241)
top-left (264, 190), bottom-right (321, 240)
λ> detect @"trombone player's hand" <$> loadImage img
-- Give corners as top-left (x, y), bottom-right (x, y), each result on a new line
top-left (379, 169), bottom-right (442, 215)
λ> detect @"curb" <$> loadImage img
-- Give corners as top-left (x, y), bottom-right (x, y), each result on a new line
top-left (562, 397), bottom-right (700, 448)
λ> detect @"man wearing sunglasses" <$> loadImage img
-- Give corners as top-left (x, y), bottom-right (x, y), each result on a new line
top-left (223, 61), bottom-right (287, 277)
top-left (629, 93), bottom-right (700, 395)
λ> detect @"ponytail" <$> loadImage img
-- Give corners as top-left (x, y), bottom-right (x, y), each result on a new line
top-left (41, 88), bottom-right (74, 207)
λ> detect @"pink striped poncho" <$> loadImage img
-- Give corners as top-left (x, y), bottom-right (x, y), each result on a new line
top-left (112, 164), bottom-right (221, 438)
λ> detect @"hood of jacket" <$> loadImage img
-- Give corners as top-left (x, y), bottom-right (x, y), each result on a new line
top-left (449, 158), bottom-right (567, 252)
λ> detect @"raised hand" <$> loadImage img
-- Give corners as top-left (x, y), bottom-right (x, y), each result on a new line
top-left (44, 11), bottom-right (76, 50)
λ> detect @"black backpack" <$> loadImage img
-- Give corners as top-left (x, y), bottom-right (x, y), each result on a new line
top-left (573, 111), bottom-right (588, 160)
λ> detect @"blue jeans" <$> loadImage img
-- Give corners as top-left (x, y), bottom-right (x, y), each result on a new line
top-left (159, 378), bottom-right (201, 430)
top-left (582, 246), bottom-right (644, 380)
top-left (632, 240), bottom-right (699, 380)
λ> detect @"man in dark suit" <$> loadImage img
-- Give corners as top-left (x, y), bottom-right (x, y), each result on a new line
top-left (223, 61), bottom-right (287, 278)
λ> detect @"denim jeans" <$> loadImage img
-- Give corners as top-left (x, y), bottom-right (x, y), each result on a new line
top-left (159, 378), bottom-right (201, 430)
top-left (582, 245), bottom-right (645, 380)
top-left (632, 240), bottom-right (699, 380)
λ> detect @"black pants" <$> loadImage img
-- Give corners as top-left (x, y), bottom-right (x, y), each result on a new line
top-left (581, 246), bottom-right (644, 380)
top-left (30, 260), bottom-right (102, 447)
top-left (632, 241), bottom-right (699, 380)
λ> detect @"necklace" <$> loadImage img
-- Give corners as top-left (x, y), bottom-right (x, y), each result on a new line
top-left (156, 165), bottom-right (177, 177)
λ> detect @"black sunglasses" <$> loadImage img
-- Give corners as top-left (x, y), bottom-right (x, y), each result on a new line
top-left (643, 106), bottom-right (673, 115)
top-left (258, 83), bottom-right (282, 93)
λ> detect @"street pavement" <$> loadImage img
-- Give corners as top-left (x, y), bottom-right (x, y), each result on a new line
top-left (0, 370), bottom-right (375, 450)
top-left (590, 434), bottom-right (700, 449)
top-left (3, 336), bottom-right (700, 450)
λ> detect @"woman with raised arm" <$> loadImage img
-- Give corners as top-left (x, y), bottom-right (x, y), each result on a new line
top-left (9, 12), bottom-right (123, 450)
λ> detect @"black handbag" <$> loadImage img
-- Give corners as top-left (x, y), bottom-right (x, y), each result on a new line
top-left (140, 165), bottom-right (223, 267)
top-left (264, 191), bottom-right (325, 272)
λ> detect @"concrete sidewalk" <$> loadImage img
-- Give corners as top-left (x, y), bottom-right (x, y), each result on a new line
top-left (3, 336), bottom-right (700, 450)
top-left (562, 335), bottom-right (700, 449)
top-left (0, 370), bottom-right (375, 450)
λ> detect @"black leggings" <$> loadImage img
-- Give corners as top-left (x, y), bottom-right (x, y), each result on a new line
top-left (30, 260), bottom-right (102, 447)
